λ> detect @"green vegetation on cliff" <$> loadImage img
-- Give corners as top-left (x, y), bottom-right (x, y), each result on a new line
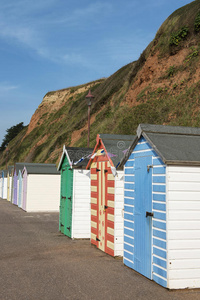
top-left (1, 0), bottom-right (200, 168)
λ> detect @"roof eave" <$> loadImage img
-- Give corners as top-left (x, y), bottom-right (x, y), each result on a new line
top-left (86, 134), bottom-right (100, 169)
top-left (142, 132), bottom-right (167, 164)
top-left (57, 145), bottom-right (66, 171)
top-left (165, 160), bottom-right (200, 166)
top-left (118, 136), bottom-right (139, 167)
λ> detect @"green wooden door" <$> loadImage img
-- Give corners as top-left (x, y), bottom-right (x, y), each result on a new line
top-left (59, 157), bottom-right (73, 237)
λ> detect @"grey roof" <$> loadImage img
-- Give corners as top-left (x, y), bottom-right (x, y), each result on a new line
top-left (99, 133), bottom-right (136, 167)
top-left (3, 170), bottom-right (8, 177)
top-left (66, 147), bottom-right (93, 168)
top-left (8, 165), bottom-right (14, 175)
top-left (24, 163), bottom-right (59, 175)
top-left (14, 163), bottom-right (28, 175)
top-left (137, 124), bottom-right (200, 137)
top-left (121, 124), bottom-right (200, 166)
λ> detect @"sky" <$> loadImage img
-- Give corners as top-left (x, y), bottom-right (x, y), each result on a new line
top-left (0, 0), bottom-right (193, 144)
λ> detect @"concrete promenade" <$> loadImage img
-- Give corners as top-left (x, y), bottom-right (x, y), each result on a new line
top-left (0, 199), bottom-right (200, 300)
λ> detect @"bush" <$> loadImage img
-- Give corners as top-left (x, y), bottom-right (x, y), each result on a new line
top-left (194, 12), bottom-right (200, 32)
top-left (169, 26), bottom-right (189, 46)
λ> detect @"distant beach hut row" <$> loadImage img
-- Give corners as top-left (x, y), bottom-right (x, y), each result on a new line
top-left (0, 163), bottom-right (60, 212)
top-left (1, 123), bottom-right (200, 290)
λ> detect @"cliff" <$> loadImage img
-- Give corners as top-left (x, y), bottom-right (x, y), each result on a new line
top-left (1, 0), bottom-right (200, 168)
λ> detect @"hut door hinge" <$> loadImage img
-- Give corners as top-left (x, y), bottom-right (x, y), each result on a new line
top-left (60, 223), bottom-right (64, 227)
top-left (67, 226), bottom-right (71, 231)
top-left (61, 196), bottom-right (66, 199)
top-left (147, 165), bottom-right (153, 173)
top-left (68, 196), bottom-right (72, 201)
top-left (104, 169), bottom-right (108, 173)
top-left (96, 237), bottom-right (100, 242)
top-left (104, 205), bottom-right (108, 210)
top-left (96, 168), bottom-right (100, 172)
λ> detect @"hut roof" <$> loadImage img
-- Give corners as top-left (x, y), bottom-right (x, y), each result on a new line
top-left (23, 163), bottom-right (59, 175)
top-left (121, 124), bottom-right (200, 166)
top-left (58, 146), bottom-right (93, 170)
top-left (87, 133), bottom-right (135, 169)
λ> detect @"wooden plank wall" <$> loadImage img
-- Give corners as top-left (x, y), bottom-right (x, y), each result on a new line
top-left (167, 166), bottom-right (200, 289)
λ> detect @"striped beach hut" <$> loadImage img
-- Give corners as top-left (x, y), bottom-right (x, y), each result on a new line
top-left (121, 124), bottom-right (200, 289)
top-left (58, 146), bottom-right (92, 239)
top-left (86, 133), bottom-right (135, 257)
top-left (22, 163), bottom-right (60, 212)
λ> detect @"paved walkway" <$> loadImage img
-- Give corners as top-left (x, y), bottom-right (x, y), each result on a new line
top-left (0, 199), bottom-right (200, 300)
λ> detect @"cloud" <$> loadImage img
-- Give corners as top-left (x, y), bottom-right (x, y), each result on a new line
top-left (0, 1), bottom-right (112, 67)
top-left (52, 2), bottom-right (112, 25)
top-left (0, 82), bottom-right (19, 92)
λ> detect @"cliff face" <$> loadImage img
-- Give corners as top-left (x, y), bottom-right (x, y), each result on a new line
top-left (1, 0), bottom-right (200, 168)
top-left (26, 82), bottom-right (102, 136)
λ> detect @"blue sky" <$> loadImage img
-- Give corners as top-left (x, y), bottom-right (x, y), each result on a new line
top-left (0, 0), bottom-right (193, 145)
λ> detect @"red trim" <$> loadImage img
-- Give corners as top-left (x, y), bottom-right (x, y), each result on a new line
top-left (105, 161), bottom-right (108, 255)
top-left (107, 169), bottom-right (113, 174)
top-left (91, 203), bottom-right (97, 210)
top-left (91, 168), bottom-right (97, 174)
top-left (91, 215), bottom-right (97, 223)
top-left (86, 134), bottom-right (100, 169)
top-left (107, 220), bottom-right (114, 229)
top-left (91, 191), bottom-right (97, 198)
top-left (107, 233), bottom-right (114, 243)
top-left (96, 161), bottom-right (100, 248)
top-left (107, 181), bottom-right (114, 188)
top-left (106, 248), bottom-right (114, 257)
top-left (91, 227), bottom-right (97, 235)
top-left (91, 239), bottom-right (97, 246)
top-left (91, 180), bottom-right (98, 186)
top-left (108, 207), bottom-right (114, 215)
top-left (107, 194), bottom-right (114, 201)
top-left (95, 155), bottom-right (109, 162)
top-left (86, 136), bottom-right (115, 169)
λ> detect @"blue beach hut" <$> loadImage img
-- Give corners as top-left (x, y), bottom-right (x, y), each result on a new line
top-left (121, 124), bottom-right (200, 290)
top-left (13, 163), bottom-right (26, 206)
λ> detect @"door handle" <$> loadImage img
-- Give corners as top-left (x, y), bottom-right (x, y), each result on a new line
top-left (146, 211), bottom-right (154, 217)
top-left (147, 165), bottom-right (153, 173)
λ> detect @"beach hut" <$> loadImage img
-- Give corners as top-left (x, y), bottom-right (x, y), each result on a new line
top-left (13, 163), bottom-right (26, 206)
top-left (17, 169), bottom-right (23, 208)
top-left (2, 170), bottom-right (7, 199)
top-left (86, 133), bottom-right (135, 257)
top-left (0, 172), bottom-right (2, 198)
top-left (22, 163), bottom-right (60, 212)
top-left (121, 123), bottom-right (200, 289)
top-left (7, 166), bottom-right (14, 202)
top-left (58, 146), bottom-right (92, 239)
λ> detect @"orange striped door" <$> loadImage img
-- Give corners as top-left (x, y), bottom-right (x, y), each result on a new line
top-left (90, 156), bottom-right (115, 256)
top-left (105, 161), bottom-right (115, 256)
top-left (90, 161), bottom-right (98, 246)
